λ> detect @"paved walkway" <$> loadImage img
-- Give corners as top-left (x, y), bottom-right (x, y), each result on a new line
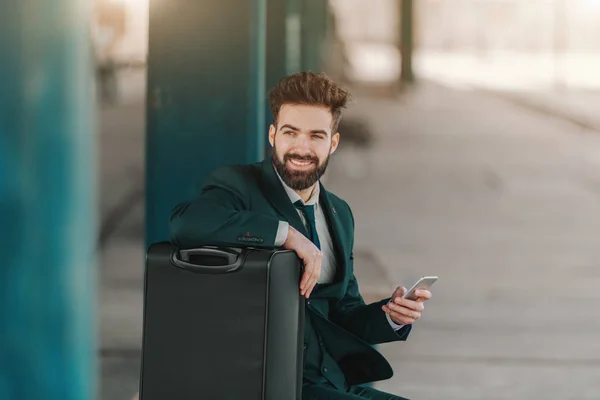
top-left (489, 89), bottom-right (600, 133)
top-left (99, 81), bottom-right (600, 399)
top-left (328, 83), bottom-right (600, 399)
top-left (415, 50), bottom-right (600, 132)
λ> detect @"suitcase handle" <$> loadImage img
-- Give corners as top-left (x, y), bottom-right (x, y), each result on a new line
top-left (170, 247), bottom-right (244, 273)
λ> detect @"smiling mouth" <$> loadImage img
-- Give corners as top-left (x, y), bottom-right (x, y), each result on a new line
top-left (288, 158), bottom-right (315, 167)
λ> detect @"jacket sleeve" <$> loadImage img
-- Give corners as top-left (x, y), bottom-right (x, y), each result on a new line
top-left (329, 260), bottom-right (411, 345)
top-left (170, 165), bottom-right (283, 249)
top-left (328, 207), bottom-right (411, 345)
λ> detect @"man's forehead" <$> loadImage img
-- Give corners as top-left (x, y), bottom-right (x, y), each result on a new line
top-left (278, 104), bottom-right (333, 131)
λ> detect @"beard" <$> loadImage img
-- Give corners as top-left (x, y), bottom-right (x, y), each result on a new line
top-left (272, 144), bottom-right (331, 191)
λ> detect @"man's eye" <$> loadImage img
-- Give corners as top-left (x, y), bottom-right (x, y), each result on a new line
top-left (312, 135), bottom-right (323, 140)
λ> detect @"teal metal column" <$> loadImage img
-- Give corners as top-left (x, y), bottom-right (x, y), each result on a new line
top-left (400, 0), bottom-right (415, 83)
top-left (285, 0), bottom-right (303, 75)
top-left (0, 1), bottom-right (96, 399)
top-left (301, 0), bottom-right (329, 72)
top-left (266, 0), bottom-right (302, 96)
top-left (265, 0), bottom-right (302, 154)
top-left (146, 0), bottom-right (268, 246)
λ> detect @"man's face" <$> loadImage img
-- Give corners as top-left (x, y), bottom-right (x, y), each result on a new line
top-left (269, 104), bottom-right (340, 191)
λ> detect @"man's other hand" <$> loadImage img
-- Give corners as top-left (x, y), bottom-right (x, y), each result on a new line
top-left (381, 286), bottom-right (432, 325)
top-left (283, 225), bottom-right (322, 298)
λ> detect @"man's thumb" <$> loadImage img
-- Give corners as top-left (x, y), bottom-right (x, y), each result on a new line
top-left (394, 286), bottom-right (407, 299)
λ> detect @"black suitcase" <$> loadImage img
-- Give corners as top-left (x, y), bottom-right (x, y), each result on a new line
top-left (139, 242), bottom-right (305, 400)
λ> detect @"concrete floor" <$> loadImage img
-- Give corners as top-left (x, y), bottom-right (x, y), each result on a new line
top-left (99, 81), bottom-right (600, 399)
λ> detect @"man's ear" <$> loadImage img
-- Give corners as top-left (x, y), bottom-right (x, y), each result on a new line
top-left (330, 132), bottom-right (340, 154)
top-left (268, 124), bottom-right (276, 147)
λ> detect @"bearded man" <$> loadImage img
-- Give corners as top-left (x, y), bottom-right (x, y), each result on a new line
top-left (170, 71), bottom-right (432, 400)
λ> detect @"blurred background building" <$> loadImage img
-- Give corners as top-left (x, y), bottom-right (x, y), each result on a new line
top-left (91, 0), bottom-right (148, 106)
top-left (95, 1), bottom-right (600, 399)
top-left (2, 0), bottom-right (600, 399)
top-left (91, 0), bottom-right (600, 115)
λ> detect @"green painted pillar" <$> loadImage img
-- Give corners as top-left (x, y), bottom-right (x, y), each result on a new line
top-left (146, 0), bottom-right (267, 246)
top-left (301, 0), bottom-right (329, 72)
top-left (266, 0), bottom-right (302, 82)
top-left (265, 0), bottom-right (302, 155)
top-left (0, 1), bottom-right (96, 399)
top-left (284, 0), bottom-right (303, 75)
top-left (400, 0), bottom-right (415, 83)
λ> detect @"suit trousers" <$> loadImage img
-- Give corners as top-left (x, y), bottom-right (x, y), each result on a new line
top-left (302, 383), bottom-right (409, 400)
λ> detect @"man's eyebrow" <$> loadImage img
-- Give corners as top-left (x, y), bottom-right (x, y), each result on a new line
top-left (279, 124), bottom-right (329, 136)
top-left (279, 124), bottom-right (299, 131)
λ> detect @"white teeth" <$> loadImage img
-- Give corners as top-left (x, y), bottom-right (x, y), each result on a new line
top-left (290, 159), bottom-right (311, 166)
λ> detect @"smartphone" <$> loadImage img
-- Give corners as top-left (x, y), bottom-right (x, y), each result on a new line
top-left (402, 276), bottom-right (438, 301)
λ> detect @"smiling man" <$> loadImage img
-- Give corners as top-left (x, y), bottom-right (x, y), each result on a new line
top-left (169, 71), bottom-right (431, 400)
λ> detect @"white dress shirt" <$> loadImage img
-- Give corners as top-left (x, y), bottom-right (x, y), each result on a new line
top-left (272, 169), bottom-right (404, 331)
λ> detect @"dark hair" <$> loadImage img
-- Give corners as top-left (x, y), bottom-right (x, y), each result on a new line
top-left (268, 71), bottom-right (351, 132)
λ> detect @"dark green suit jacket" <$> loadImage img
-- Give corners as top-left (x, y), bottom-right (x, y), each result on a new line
top-left (170, 159), bottom-right (411, 387)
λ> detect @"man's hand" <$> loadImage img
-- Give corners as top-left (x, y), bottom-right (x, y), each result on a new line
top-left (283, 225), bottom-right (322, 298)
top-left (381, 286), bottom-right (432, 325)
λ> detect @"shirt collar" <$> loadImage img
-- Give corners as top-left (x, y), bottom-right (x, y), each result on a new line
top-left (273, 163), bottom-right (320, 208)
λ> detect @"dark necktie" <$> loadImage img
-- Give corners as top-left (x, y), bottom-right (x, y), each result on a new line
top-left (294, 200), bottom-right (321, 250)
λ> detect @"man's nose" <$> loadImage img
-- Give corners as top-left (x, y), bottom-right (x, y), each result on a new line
top-left (294, 134), bottom-right (311, 152)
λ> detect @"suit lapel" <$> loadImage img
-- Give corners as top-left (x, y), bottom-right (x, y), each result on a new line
top-left (259, 160), bottom-right (350, 300)
top-left (259, 160), bottom-right (308, 237)
top-left (307, 186), bottom-right (349, 306)
top-left (318, 184), bottom-right (349, 285)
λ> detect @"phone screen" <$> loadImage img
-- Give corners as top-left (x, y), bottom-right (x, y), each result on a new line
top-left (402, 276), bottom-right (437, 300)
